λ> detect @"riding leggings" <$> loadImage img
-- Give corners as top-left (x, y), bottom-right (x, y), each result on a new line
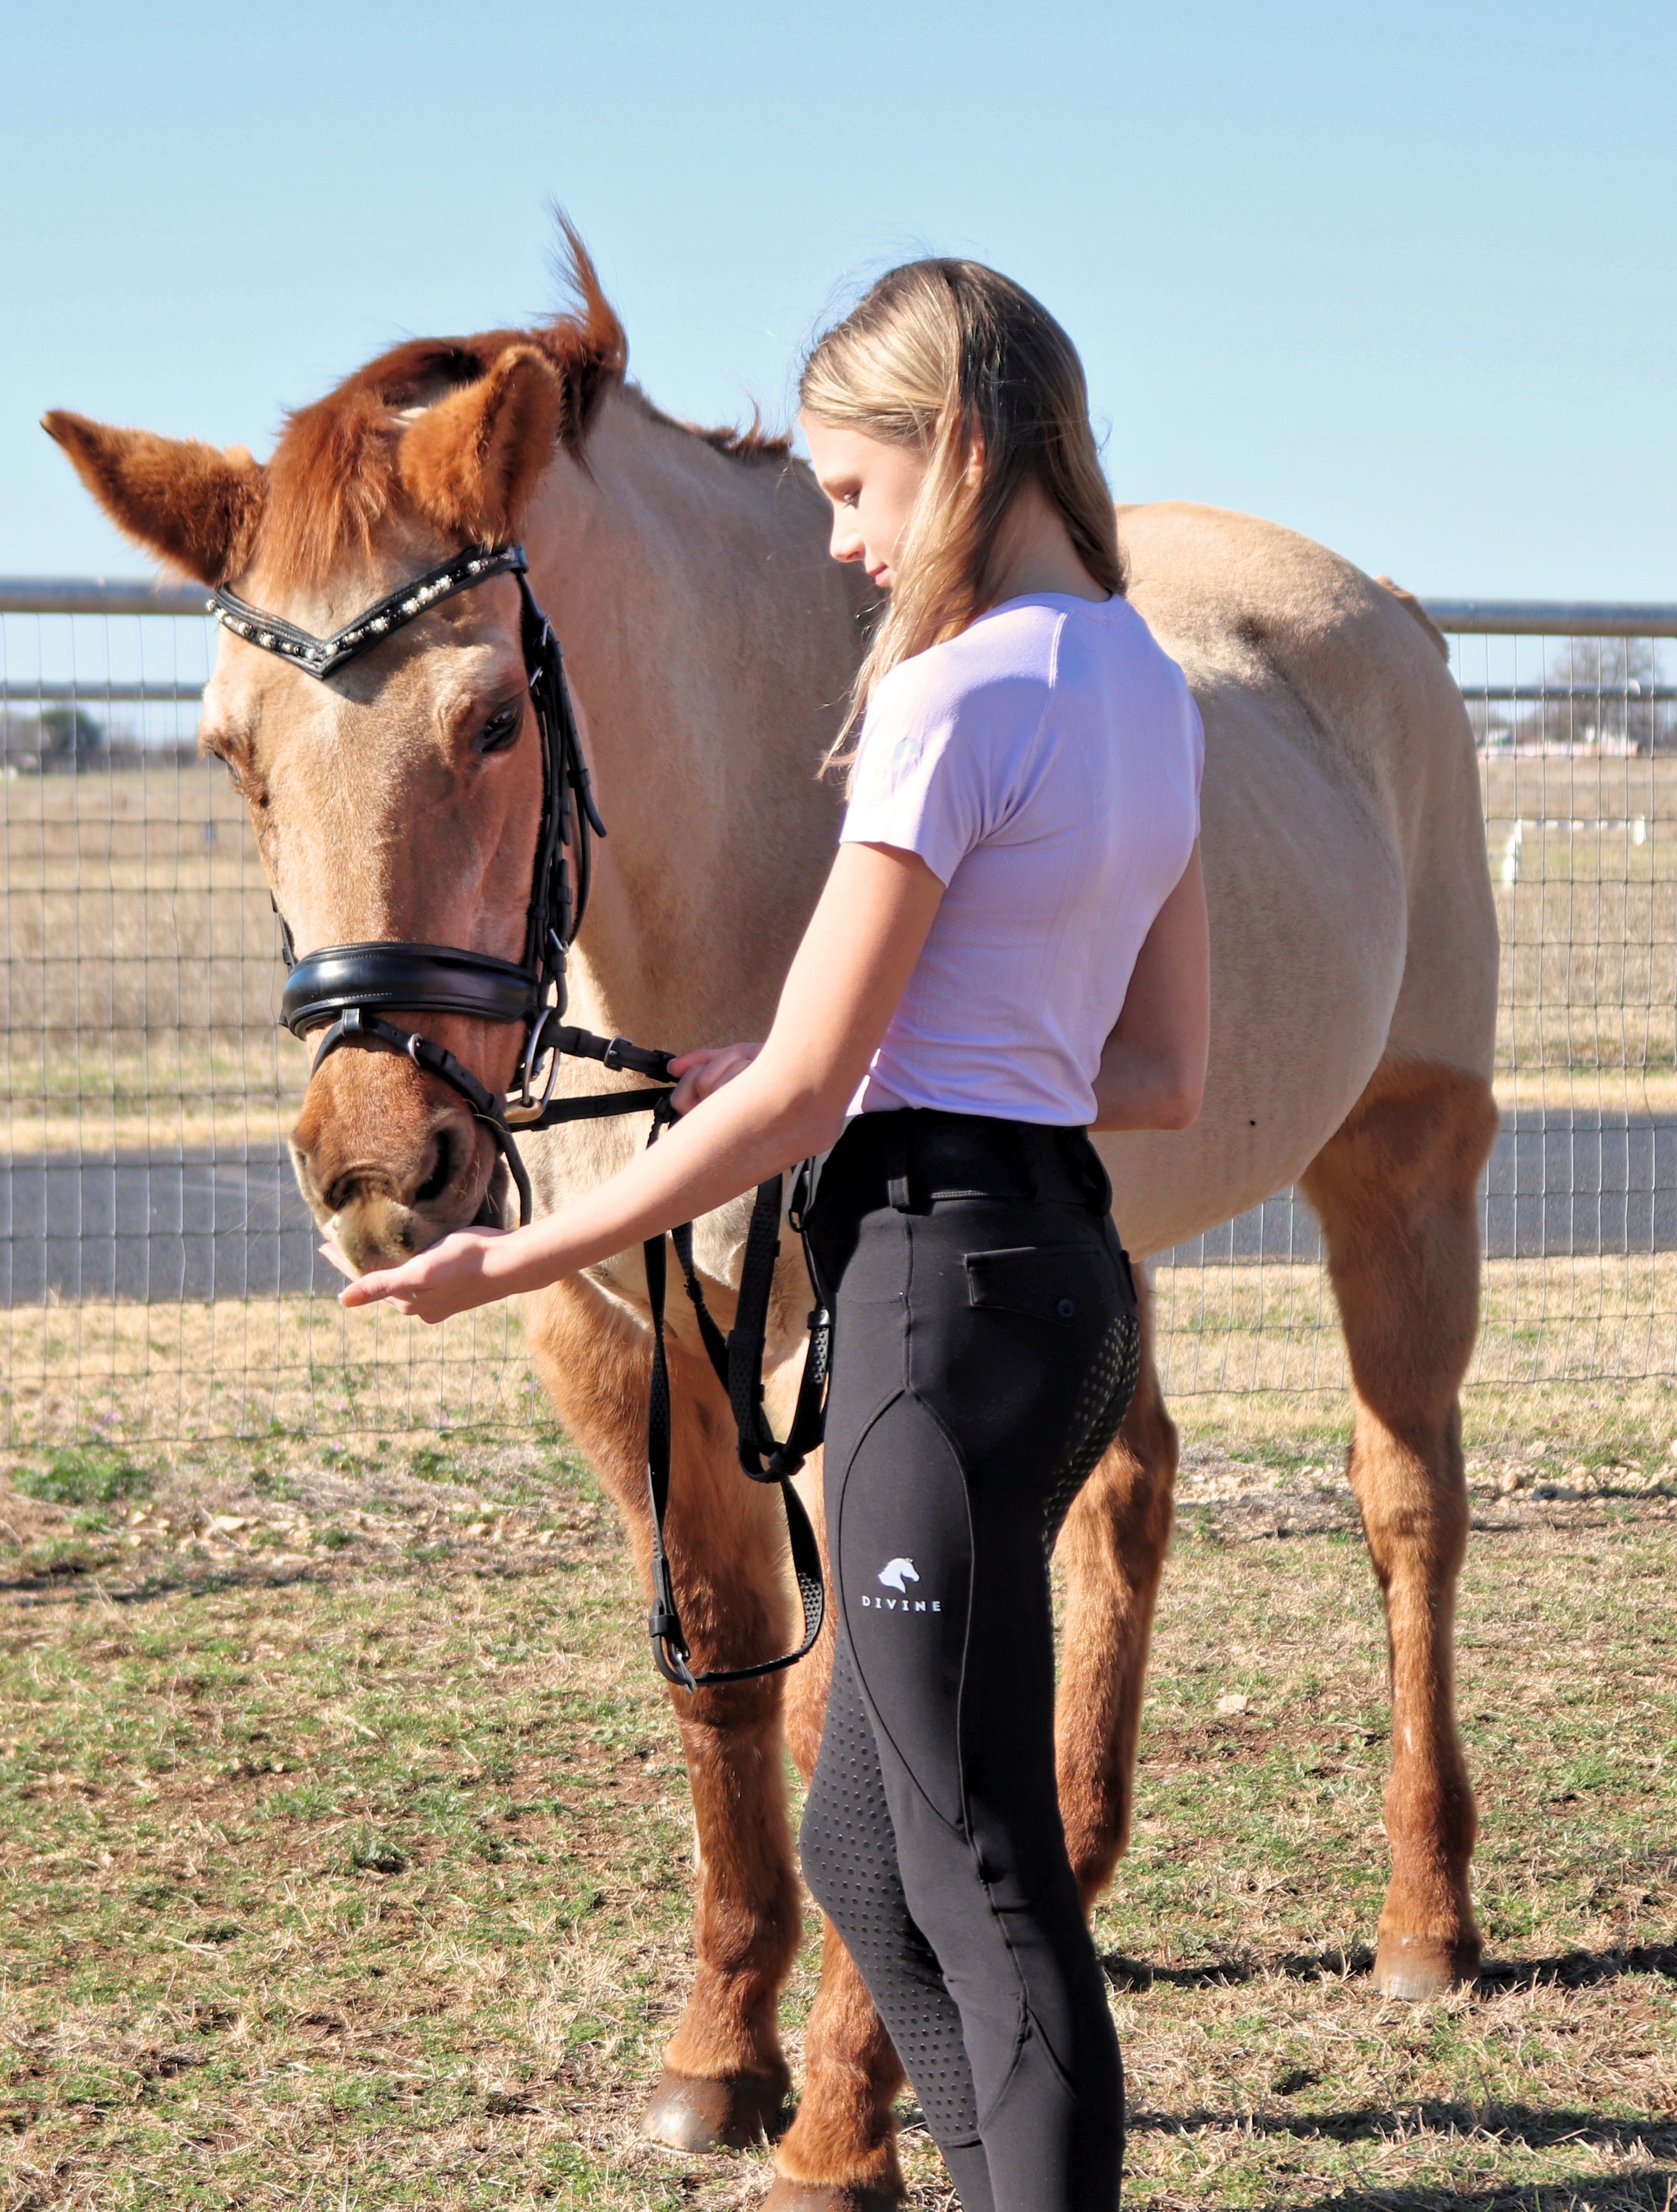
top-left (799, 1109), bottom-right (1141, 2212)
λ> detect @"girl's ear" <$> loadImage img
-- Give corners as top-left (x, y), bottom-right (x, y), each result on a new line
top-left (397, 346), bottom-right (565, 545)
top-left (42, 411), bottom-right (266, 585)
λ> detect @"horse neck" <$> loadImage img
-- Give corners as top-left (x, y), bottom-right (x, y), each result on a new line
top-left (524, 390), bottom-right (859, 1056)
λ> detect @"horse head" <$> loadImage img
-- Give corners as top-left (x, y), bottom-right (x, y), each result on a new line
top-left (44, 238), bottom-right (627, 1273)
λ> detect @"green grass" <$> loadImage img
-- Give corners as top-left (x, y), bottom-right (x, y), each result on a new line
top-left (1, 1435), bottom-right (1674, 2209)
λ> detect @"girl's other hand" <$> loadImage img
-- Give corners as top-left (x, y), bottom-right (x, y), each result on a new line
top-left (666, 1042), bottom-right (763, 1115)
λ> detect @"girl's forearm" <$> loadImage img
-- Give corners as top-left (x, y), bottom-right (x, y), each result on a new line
top-left (476, 1061), bottom-right (842, 1296)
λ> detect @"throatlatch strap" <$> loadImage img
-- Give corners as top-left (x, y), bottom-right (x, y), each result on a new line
top-left (642, 1110), bottom-right (827, 1691)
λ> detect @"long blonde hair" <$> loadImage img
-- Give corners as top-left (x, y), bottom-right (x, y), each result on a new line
top-left (800, 258), bottom-right (1124, 755)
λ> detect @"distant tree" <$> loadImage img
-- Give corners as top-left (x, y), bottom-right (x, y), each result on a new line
top-left (1509, 638), bottom-right (1673, 753)
top-left (39, 706), bottom-right (106, 763)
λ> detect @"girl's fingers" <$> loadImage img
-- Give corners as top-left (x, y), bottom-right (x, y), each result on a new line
top-left (339, 1271), bottom-right (396, 1308)
top-left (670, 1045), bottom-right (763, 1114)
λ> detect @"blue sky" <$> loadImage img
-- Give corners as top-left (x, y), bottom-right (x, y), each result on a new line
top-left (4, 0), bottom-right (1673, 596)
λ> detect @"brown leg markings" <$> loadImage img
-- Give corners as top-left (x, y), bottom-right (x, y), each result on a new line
top-left (766, 1922), bottom-right (908, 2210)
top-left (524, 1279), bottom-right (804, 2148)
top-left (1056, 1271), bottom-right (1179, 1908)
top-left (771, 1466), bottom-right (910, 2207)
top-left (1300, 1054), bottom-right (1500, 1999)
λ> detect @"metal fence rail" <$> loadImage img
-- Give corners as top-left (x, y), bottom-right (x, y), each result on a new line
top-left (4, 582), bottom-right (1675, 1449)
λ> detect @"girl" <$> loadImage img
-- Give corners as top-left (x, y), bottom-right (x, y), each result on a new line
top-left (339, 258), bottom-right (1208, 2212)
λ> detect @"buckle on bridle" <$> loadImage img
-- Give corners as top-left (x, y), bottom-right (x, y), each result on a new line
top-left (505, 1003), bottom-right (565, 1126)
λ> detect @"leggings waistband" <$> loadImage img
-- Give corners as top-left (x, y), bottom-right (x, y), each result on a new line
top-left (813, 1108), bottom-right (1112, 1219)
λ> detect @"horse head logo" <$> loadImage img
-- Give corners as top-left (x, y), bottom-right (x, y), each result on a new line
top-left (877, 1557), bottom-right (919, 1593)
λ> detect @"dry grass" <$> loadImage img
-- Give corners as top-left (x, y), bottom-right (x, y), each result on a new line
top-left (1482, 754), bottom-right (1677, 1078)
top-left (0, 1433), bottom-right (1670, 2210)
top-left (8, 750), bottom-right (1677, 1456)
top-left (7, 752), bottom-right (1677, 1156)
top-left (6, 1253), bottom-right (1675, 1462)
top-left (1151, 1254), bottom-right (1677, 1462)
top-left (1, 768), bottom-right (304, 1152)
top-left (0, 1296), bottom-right (540, 1450)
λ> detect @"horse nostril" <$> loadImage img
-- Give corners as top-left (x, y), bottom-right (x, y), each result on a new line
top-left (413, 1128), bottom-right (458, 1207)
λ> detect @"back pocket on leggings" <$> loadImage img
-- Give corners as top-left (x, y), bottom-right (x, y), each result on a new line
top-left (963, 1243), bottom-right (1126, 1326)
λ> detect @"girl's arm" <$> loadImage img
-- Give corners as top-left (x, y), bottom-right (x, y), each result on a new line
top-left (1090, 841), bottom-right (1209, 1133)
top-left (335, 842), bottom-right (946, 1321)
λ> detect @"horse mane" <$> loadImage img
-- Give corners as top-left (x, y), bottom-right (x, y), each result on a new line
top-left (624, 388), bottom-right (793, 466)
top-left (259, 221), bottom-right (787, 587)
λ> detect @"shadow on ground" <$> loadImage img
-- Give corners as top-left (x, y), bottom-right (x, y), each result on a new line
top-left (1104, 1945), bottom-right (1677, 1994)
top-left (0, 1546), bottom-right (557, 1608)
top-left (1283, 2178), bottom-right (1676, 2212)
top-left (1129, 2105), bottom-right (1676, 2158)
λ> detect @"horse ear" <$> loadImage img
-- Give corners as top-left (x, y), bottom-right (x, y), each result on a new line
top-left (397, 346), bottom-right (565, 545)
top-left (41, 412), bottom-right (265, 586)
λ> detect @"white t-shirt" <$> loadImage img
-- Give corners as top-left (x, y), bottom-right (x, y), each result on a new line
top-left (839, 591), bottom-right (1204, 1124)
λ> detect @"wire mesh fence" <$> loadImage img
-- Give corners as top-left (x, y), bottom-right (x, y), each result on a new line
top-left (0, 581), bottom-right (535, 1446)
top-left (3, 581), bottom-right (1674, 1451)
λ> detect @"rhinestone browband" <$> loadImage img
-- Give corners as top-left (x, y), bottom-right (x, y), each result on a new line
top-left (208, 544), bottom-right (527, 677)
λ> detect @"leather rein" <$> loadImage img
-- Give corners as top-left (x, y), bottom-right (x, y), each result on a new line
top-left (211, 542), bottom-right (826, 1692)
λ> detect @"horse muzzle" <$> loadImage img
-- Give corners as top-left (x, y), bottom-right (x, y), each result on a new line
top-left (289, 1041), bottom-right (513, 1271)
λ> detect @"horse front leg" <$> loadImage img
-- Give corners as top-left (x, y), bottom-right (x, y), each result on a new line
top-left (1054, 1274), bottom-right (1178, 1905)
top-left (525, 1278), bottom-right (804, 2147)
top-left (1300, 1053), bottom-right (1500, 1997)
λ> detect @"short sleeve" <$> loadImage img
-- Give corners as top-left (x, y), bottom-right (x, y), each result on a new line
top-left (839, 656), bottom-right (1003, 886)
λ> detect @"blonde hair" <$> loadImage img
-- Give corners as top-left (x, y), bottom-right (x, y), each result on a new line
top-left (800, 258), bottom-right (1124, 755)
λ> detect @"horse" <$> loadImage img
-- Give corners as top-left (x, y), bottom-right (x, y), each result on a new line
top-left (46, 232), bottom-right (1498, 2210)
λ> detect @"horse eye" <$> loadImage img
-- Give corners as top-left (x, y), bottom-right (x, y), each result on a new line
top-left (476, 704), bottom-right (522, 755)
top-left (202, 738), bottom-right (243, 792)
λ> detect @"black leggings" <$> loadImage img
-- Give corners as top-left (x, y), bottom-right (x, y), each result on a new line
top-left (800, 1109), bottom-right (1140, 2212)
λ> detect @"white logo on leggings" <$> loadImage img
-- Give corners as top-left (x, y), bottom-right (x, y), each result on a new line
top-left (864, 1557), bottom-right (941, 1613)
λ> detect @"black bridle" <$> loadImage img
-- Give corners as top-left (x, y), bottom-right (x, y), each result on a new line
top-left (215, 541), bottom-right (671, 1226)
top-left (212, 542), bottom-right (826, 1692)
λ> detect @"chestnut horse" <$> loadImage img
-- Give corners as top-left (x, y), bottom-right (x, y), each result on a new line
top-left (47, 236), bottom-right (1497, 2209)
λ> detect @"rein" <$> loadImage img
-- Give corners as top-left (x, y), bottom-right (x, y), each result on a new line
top-left (212, 542), bottom-right (826, 1692)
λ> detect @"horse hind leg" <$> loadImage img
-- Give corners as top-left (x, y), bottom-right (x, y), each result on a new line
top-left (1054, 1270), bottom-right (1178, 1906)
top-left (1300, 1052), bottom-right (1499, 1998)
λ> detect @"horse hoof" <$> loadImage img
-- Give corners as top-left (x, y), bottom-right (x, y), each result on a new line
top-left (762, 2187), bottom-right (903, 2212)
top-left (1372, 1934), bottom-right (1481, 2000)
top-left (642, 2066), bottom-right (790, 2150)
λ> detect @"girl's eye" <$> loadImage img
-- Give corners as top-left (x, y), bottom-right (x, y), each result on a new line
top-left (476, 705), bottom-right (521, 755)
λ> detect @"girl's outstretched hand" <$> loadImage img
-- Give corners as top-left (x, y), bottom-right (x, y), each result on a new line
top-left (322, 1227), bottom-right (512, 1324)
